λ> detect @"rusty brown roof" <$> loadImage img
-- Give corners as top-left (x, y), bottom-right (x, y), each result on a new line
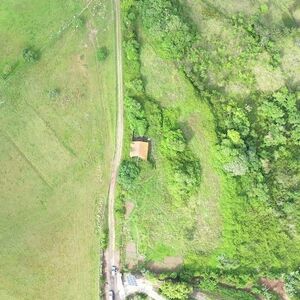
top-left (130, 141), bottom-right (149, 161)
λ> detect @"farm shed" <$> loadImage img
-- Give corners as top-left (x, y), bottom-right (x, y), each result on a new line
top-left (130, 141), bottom-right (149, 161)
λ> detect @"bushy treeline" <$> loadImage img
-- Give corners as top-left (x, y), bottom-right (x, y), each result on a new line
top-left (125, 0), bottom-right (300, 297)
top-left (120, 1), bottom-right (201, 201)
top-left (138, 0), bottom-right (299, 220)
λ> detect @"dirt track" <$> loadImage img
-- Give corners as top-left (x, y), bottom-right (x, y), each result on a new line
top-left (105, 0), bottom-right (124, 298)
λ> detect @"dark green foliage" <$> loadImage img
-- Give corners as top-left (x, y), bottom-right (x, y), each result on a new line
top-left (22, 48), bottom-right (39, 62)
top-left (159, 281), bottom-right (192, 300)
top-left (118, 160), bottom-right (141, 190)
top-left (124, 96), bottom-right (148, 136)
top-left (143, 101), bottom-right (162, 136)
top-left (139, 0), bottom-right (195, 59)
top-left (161, 129), bottom-right (185, 156)
top-left (124, 39), bottom-right (140, 61)
top-left (47, 88), bottom-right (60, 99)
top-left (97, 47), bottom-right (109, 61)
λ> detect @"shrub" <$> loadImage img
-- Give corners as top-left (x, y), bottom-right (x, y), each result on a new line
top-left (199, 278), bottom-right (217, 292)
top-left (22, 48), bottom-right (39, 62)
top-left (124, 96), bottom-right (148, 136)
top-left (47, 88), bottom-right (60, 99)
top-left (97, 47), bottom-right (109, 61)
top-left (118, 160), bottom-right (141, 189)
top-left (159, 281), bottom-right (192, 300)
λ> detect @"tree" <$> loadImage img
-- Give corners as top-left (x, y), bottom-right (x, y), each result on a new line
top-left (124, 39), bottom-right (140, 61)
top-left (159, 282), bottom-right (192, 300)
top-left (124, 96), bottom-right (148, 136)
top-left (171, 156), bottom-right (201, 197)
top-left (161, 129), bottom-right (186, 156)
top-left (118, 160), bottom-right (140, 189)
top-left (227, 129), bottom-right (243, 145)
top-left (97, 47), bottom-right (109, 61)
top-left (23, 48), bottom-right (39, 62)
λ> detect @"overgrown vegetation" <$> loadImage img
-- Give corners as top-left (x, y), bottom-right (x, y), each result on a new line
top-left (119, 1), bottom-right (201, 203)
top-left (159, 281), bottom-right (192, 300)
top-left (120, 0), bottom-right (300, 299)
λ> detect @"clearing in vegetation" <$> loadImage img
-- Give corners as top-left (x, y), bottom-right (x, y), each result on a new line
top-left (118, 0), bottom-right (300, 299)
top-left (0, 0), bottom-right (116, 299)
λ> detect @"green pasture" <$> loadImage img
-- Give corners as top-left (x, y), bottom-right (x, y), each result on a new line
top-left (0, 0), bottom-right (116, 299)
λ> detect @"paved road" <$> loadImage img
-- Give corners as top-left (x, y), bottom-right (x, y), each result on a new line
top-left (105, 0), bottom-right (124, 299)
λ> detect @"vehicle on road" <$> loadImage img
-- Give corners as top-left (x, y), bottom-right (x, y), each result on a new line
top-left (111, 265), bottom-right (118, 277)
top-left (108, 290), bottom-right (114, 300)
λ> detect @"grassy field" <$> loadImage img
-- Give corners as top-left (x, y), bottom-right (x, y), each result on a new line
top-left (0, 0), bottom-right (116, 299)
top-left (136, 42), bottom-right (223, 257)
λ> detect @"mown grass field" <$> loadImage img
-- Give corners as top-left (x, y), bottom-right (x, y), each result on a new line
top-left (0, 0), bottom-right (116, 299)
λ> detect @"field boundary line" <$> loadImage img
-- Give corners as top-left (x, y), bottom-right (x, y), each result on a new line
top-left (3, 132), bottom-right (52, 189)
top-left (26, 103), bottom-right (77, 157)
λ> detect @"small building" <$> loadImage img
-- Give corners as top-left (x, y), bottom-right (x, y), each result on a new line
top-left (130, 140), bottom-right (149, 161)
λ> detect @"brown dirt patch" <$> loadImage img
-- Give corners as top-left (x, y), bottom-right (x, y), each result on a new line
top-left (75, 54), bottom-right (88, 78)
top-left (192, 290), bottom-right (209, 300)
top-left (260, 278), bottom-right (289, 300)
top-left (125, 242), bottom-right (138, 269)
top-left (148, 256), bottom-right (183, 272)
top-left (86, 21), bottom-right (98, 44)
top-left (125, 201), bottom-right (134, 219)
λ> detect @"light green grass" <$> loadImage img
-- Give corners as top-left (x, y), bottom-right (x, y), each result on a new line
top-left (0, 0), bottom-right (116, 299)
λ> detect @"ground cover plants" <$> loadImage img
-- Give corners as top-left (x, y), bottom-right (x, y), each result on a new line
top-left (0, 0), bottom-right (116, 298)
top-left (119, 0), bottom-right (300, 299)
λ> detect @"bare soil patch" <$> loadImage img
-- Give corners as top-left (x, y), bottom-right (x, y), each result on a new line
top-left (192, 290), bottom-right (209, 300)
top-left (126, 242), bottom-right (138, 269)
top-left (125, 201), bottom-right (134, 219)
top-left (260, 278), bottom-right (289, 300)
top-left (148, 256), bottom-right (183, 272)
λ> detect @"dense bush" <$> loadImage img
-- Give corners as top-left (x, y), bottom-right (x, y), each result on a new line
top-left (159, 281), bottom-right (192, 300)
top-left (118, 160), bottom-right (141, 190)
top-left (22, 48), bottom-right (39, 62)
top-left (124, 96), bottom-right (148, 136)
top-left (97, 47), bottom-right (109, 61)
